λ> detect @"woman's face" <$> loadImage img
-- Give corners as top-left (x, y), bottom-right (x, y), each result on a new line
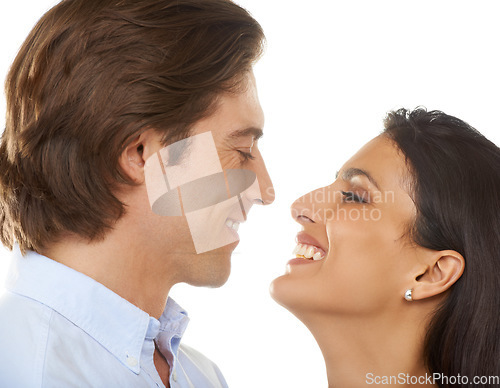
top-left (271, 135), bottom-right (424, 317)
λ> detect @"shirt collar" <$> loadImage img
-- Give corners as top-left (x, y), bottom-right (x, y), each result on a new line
top-left (5, 247), bottom-right (189, 374)
top-left (156, 297), bottom-right (190, 365)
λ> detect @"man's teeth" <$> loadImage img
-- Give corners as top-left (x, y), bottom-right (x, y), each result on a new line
top-left (292, 243), bottom-right (325, 260)
top-left (225, 219), bottom-right (240, 231)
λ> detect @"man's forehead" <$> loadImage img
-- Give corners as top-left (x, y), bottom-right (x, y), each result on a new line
top-left (191, 72), bottom-right (265, 141)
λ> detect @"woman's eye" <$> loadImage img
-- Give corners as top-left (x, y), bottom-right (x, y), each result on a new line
top-left (237, 149), bottom-right (256, 162)
top-left (341, 190), bottom-right (368, 203)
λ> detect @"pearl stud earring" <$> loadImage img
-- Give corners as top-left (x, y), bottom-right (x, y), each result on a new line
top-left (404, 289), bottom-right (413, 301)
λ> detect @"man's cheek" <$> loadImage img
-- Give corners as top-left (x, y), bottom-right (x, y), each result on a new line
top-left (144, 131), bottom-right (259, 254)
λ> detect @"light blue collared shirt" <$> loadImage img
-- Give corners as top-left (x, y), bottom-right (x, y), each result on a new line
top-left (0, 248), bottom-right (228, 388)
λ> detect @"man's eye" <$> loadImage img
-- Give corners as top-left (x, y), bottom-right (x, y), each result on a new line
top-left (237, 149), bottom-right (256, 162)
top-left (341, 191), bottom-right (368, 203)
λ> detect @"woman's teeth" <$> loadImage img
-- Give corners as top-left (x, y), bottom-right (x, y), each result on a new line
top-left (225, 219), bottom-right (240, 231)
top-left (293, 243), bottom-right (325, 260)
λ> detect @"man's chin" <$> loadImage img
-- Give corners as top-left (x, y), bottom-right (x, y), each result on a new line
top-left (205, 273), bottom-right (231, 288)
top-left (186, 267), bottom-right (231, 288)
top-left (185, 243), bottom-right (236, 287)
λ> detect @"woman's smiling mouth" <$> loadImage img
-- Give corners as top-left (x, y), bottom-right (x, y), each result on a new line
top-left (293, 243), bottom-right (325, 261)
top-left (289, 232), bottom-right (327, 262)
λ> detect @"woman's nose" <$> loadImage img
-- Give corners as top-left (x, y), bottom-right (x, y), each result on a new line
top-left (290, 186), bottom-right (335, 224)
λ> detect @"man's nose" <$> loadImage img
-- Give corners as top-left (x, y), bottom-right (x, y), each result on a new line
top-left (238, 148), bottom-right (274, 206)
top-left (257, 162), bottom-right (274, 205)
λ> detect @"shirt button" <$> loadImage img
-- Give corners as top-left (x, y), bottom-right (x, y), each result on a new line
top-left (172, 370), bottom-right (178, 382)
top-left (126, 355), bottom-right (138, 367)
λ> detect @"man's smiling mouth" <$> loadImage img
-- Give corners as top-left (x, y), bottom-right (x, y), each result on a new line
top-left (225, 218), bottom-right (241, 232)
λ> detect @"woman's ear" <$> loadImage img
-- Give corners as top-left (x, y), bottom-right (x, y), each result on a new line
top-left (411, 250), bottom-right (465, 300)
top-left (118, 129), bottom-right (161, 183)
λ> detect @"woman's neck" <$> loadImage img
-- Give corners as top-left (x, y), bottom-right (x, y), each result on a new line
top-left (298, 311), bottom-right (436, 387)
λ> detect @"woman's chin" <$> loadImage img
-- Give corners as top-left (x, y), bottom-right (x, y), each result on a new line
top-left (269, 274), bottom-right (306, 313)
top-left (269, 275), bottom-right (287, 305)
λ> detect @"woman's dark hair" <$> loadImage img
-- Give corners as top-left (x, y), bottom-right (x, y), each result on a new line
top-left (0, 0), bottom-right (264, 254)
top-left (383, 108), bottom-right (500, 387)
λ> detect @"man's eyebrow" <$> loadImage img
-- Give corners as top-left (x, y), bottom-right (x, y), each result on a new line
top-left (228, 127), bottom-right (263, 141)
top-left (336, 168), bottom-right (381, 190)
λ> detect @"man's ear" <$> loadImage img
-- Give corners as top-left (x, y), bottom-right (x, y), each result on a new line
top-left (411, 250), bottom-right (465, 300)
top-left (118, 129), bottom-right (161, 183)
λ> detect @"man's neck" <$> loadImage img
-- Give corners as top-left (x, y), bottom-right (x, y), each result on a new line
top-left (40, 221), bottom-right (177, 319)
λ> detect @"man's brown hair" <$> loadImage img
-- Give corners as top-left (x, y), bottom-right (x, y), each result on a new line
top-left (0, 0), bottom-right (264, 254)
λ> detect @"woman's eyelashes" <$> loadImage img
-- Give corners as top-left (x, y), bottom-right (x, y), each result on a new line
top-left (341, 190), bottom-right (369, 204)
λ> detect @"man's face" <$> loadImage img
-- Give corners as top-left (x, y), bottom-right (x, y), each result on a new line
top-left (141, 72), bottom-right (274, 287)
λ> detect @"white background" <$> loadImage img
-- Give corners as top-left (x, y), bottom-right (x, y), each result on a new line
top-left (1, 1), bottom-right (499, 387)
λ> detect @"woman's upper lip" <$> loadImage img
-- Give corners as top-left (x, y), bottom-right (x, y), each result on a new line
top-left (296, 231), bottom-right (327, 254)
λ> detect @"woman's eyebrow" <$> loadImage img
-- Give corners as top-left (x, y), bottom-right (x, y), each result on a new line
top-left (336, 168), bottom-right (381, 191)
